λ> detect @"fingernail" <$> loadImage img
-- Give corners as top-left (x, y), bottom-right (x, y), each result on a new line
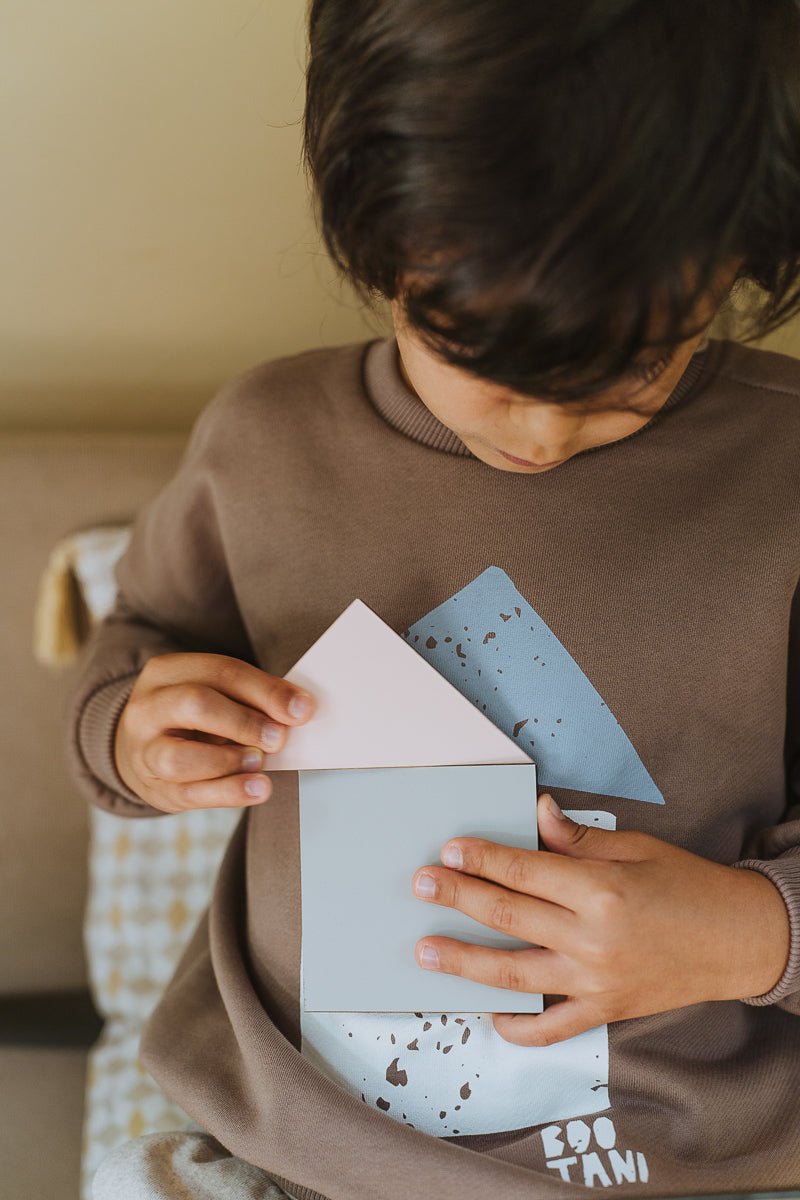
top-left (544, 794), bottom-right (567, 820)
top-left (419, 944), bottom-right (439, 970)
top-left (288, 693), bottom-right (313, 720)
top-left (242, 748), bottom-right (265, 771)
top-left (244, 777), bottom-right (269, 799)
top-left (261, 723), bottom-right (282, 750)
top-left (414, 872), bottom-right (437, 899)
top-left (441, 844), bottom-right (463, 869)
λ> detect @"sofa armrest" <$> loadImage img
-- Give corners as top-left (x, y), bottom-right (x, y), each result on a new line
top-left (0, 432), bottom-right (185, 997)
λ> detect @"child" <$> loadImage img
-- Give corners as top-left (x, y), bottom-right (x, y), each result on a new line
top-left (71, 1), bottom-right (800, 1196)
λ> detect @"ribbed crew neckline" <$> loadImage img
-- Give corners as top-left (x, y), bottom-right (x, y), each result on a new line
top-left (363, 335), bottom-right (718, 460)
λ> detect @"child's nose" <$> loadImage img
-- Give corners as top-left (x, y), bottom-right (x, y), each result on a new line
top-left (520, 407), bottom-right (584, 456)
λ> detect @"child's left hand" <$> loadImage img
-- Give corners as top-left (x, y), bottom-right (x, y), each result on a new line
top-left (412, 794), bottom-right (791, 1046)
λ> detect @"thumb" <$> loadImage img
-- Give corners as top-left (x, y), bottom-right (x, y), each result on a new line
top-left (493, 998), bottom-right (602, 1047)
top-left (537, 793), bottom-right (646, 862)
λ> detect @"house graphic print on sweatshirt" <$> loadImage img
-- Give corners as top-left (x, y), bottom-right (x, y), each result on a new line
top-left (300, 565), bottom-right (658, 1164)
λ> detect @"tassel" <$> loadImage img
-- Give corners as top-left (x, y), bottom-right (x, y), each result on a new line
top-left (33, 539), bottom-right (91, 668)
top-left (33, 525), bottom-right (132, 668)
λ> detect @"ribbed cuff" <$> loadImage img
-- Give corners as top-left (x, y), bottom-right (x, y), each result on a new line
top-left (732, 855), bottom-right (800, 1006)
top-left (77, 673), bottom-right (156, 815)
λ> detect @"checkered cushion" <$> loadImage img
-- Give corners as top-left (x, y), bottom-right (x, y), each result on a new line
top-left (58, 527), bottom-right (239, 1197)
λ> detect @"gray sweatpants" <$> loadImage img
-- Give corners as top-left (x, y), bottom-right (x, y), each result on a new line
top-left (92, 1132), bottom-right (302, 1200)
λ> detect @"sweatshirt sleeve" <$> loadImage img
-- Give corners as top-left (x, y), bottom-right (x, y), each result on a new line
top-left (732, 578), bottom-right (800, 1014)
top-left (67, 394), bottom-right (255, 818)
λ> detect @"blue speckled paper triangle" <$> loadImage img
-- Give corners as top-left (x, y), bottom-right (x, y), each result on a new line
top-left (404, 566), bottom-right (663, 805)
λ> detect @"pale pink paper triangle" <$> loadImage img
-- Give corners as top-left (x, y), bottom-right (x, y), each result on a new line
top-left (268, 599), bottom-right (532, 770)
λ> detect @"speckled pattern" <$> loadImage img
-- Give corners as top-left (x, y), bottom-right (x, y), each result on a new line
top-left (301, 1000), bottom-right (611, 1137)
top-left (404, 567), bottom-right (662, 805)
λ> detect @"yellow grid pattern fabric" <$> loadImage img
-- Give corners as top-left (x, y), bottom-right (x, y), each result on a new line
top-left (81, 804), bottom-right (239, 1198)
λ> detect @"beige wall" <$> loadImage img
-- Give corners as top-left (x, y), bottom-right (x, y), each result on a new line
top-left (1, 0), bottom-right (386, 432)
top-left (2, 1), bottom-right (798, 432)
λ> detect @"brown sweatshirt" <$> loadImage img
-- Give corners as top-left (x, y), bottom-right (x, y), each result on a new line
top-left (69, 337), bottom-right (800, 1199)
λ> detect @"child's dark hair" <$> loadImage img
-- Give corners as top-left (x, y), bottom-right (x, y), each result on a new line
top-left (304, 0), bottom-right (800, 400)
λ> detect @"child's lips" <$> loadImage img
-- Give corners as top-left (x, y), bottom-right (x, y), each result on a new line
top-left (496, 448), bottom-right (567, 469)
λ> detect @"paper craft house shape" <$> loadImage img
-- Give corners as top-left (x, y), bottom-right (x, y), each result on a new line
top-left (266, 600), bottom-right (533, 772)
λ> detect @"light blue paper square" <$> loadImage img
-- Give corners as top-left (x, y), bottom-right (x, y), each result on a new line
top-left (300, 763), bottom-right (542, 1013)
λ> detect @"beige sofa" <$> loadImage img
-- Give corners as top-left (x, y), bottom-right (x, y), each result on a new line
top-left (0, 431), bottom-right (188, 1198)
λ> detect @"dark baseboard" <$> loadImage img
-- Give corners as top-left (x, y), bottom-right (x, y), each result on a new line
top-left (0, 989), bottom-right (103, 1048)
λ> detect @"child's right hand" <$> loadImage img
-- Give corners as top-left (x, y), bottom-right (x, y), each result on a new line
top-left (114, 653), bottom-right (315, 813)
